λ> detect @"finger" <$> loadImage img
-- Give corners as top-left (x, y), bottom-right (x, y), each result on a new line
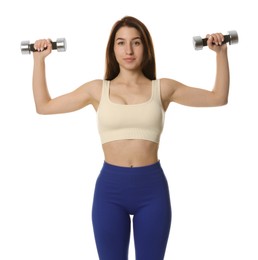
top-left (34, 39), bottom-right (50, 52)
top-left (213, 33), bottom-right (222, 45)
top-left (207, 34), bottom-right (216, 46)
top-left (34, 40), bottom-right (42, 52)
top-left (46, 39), bottom-right (52, 50)
top-left (206, 34), bottom-right (214, 46)
top-left (211, 33), bottom-right (224, 46)
top-left (218, 33), bottom-right (224, 45)
top-left (212, 34), bottom-right (220, 45)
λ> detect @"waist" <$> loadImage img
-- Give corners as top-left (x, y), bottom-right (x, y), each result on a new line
top-left (102, 139), bottom-right (159, 167)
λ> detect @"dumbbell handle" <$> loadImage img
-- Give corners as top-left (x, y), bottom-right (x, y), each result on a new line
top-left (28, 41), bottom-right (60, 52)
top-left (201, 34), bottom-right (231, 47)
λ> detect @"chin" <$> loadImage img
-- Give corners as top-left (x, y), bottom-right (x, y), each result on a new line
top-left (122, 63), bottom-right (141, 71)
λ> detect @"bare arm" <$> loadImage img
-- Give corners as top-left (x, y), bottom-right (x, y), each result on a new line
top-left (32, 39), bottom-right (101, 114)
top-left (161, 33), bottom-right (230, 108)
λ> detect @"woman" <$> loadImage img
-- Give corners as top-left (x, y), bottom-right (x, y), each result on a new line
top-left (32, 16), bottom-right (229, 260)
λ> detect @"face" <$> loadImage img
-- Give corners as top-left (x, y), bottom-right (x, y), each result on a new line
top-left (114, 26), bottom-right (144, 71)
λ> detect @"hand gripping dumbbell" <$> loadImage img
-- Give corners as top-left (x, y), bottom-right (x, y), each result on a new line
top-left (20, 38), bottom-right (67, 54)
top-left (193, 30), bottom-right (238, 50)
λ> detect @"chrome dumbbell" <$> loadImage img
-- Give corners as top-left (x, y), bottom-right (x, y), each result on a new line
top-left (20, 38), bottom-right (67, 54)
top-left (193, 30), bottom-right (238, 50)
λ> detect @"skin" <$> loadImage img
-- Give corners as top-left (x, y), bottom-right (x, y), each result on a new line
top-left (33, 26), bottom-right (229, 167)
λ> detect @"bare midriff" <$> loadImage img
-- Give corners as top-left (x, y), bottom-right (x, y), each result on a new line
top-left (102, 139), bottom-right (159, 167)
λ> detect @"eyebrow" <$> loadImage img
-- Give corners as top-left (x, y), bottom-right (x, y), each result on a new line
top-left (115, 37), bottom-right (141, 41)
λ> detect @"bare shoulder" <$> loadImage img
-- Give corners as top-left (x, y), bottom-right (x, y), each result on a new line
top-left (81, 79), bottom-right (103, 91)
top-left (160, 78), bottom-right (180, 88)
top-left (79, 79), bottom-right (103, 98)
top-left (159, 78), bottom-right (186, 109)
top-left (77, 79), bottom-right (103, 110)
top-left (159, 78), bottom-right (178, 99)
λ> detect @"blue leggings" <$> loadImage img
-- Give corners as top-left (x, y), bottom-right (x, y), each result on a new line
top-left (92, 161), bottom-right (172, 260)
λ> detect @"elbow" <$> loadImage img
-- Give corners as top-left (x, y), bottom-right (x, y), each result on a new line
top-left (222, 98), bottom-right (228, 106)
top-left (34, 100), bottom-right (53, 115)
top-left (220, 94), bottom-right (229, 106)
top-left (35, 105), bottom-right (48, 115)
top-left (36, 109), bottom-right (45, 115)
top-left (36, 110), bottom-right (46, 115)
top-left (211, 91), bottom-right (229, 106)
top-left (215, 97), bottom-right (228, 106)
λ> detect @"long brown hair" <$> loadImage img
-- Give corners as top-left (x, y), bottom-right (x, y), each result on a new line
top-left (104, 16), bottom-right (156, 80)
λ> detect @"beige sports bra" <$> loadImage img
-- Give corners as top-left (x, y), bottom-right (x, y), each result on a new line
top-left (97, 80), bottom-right (165, 144)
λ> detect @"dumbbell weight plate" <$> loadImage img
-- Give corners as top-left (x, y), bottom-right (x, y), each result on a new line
top-left (54, 38), bottom-right (67, 52)
top-left (20, 41), bottom-right (31, 55)
top-left (227, 30), bottom-right (238, 45)
top-left (192, 36), bottom-right (203, 51)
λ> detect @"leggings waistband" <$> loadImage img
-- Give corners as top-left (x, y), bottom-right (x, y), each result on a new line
top-left (102, 160), bottom-right (162, 175)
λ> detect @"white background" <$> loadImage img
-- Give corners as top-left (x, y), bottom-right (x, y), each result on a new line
top-left (0, 0), bottom-right (257, 259)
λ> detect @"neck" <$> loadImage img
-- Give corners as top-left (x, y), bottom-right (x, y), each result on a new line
top-left (115, 70), bottom-right (146, 84)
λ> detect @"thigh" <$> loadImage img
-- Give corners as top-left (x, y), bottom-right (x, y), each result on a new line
top-left (133, 179), bottom-right (172, 260)
top-left (92, 176), bottom-right (131, 260)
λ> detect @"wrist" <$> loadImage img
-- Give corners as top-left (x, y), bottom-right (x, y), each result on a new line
top-left (215, 47), bottom-right (228, 56)
top-left (33, 56), bottom-right (46, 65)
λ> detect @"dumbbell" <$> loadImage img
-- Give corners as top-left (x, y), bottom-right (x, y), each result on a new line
top-left (193, 30), bottom-right (238, 50)
top-left (20, 38), bottom-right (67, 54)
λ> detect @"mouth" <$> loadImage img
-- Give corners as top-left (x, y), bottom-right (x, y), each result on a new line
top-left (123, 57), bottom-right (135, 62)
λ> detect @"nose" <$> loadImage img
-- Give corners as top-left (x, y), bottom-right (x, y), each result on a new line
top-left (125, 43), bottom-right (133, 55)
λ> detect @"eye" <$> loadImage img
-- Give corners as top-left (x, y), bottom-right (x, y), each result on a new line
top-left (117, 41), bottom-right (125, 46)
top-left (133, 40), bottom-right (141, 46)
